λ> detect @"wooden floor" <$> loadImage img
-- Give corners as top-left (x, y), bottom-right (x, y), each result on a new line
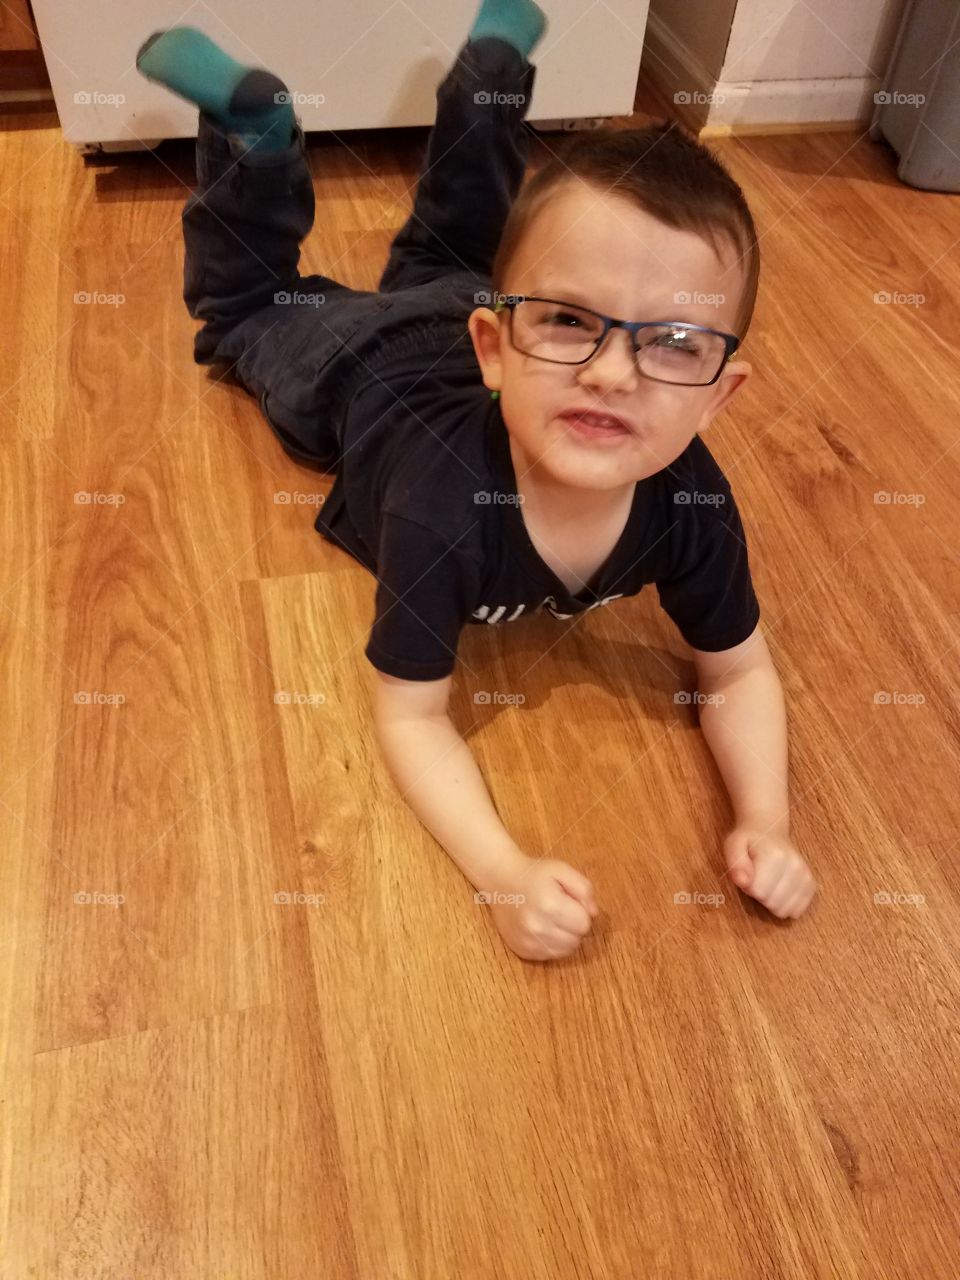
top-left (1, 82), bottom-right (959, 1277)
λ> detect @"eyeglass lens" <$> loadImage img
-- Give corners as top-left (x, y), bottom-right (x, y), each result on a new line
top-left (511, 299), bottom-right (727, 385)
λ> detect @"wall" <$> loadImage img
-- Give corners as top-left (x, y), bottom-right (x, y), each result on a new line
top-left (641, 0), bottom-right (907, 133)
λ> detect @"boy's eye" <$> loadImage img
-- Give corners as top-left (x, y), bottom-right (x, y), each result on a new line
top-left (547, 309), bottom-right (587, 328)
top-left (653, 330), bottom-right (703, 357)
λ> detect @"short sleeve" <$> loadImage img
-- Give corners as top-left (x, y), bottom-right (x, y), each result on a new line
top-left (365, 514), bottom-right (481, 681)
top-left (656, 483), bottom-right (760, 652)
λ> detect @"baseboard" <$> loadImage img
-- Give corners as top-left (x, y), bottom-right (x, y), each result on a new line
top-left (704, 76), bottom-right (879, 132)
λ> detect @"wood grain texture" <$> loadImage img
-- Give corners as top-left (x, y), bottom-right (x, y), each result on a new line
top-left (0, 0), bottom-right (37, 53)
top-left (0, 95), bottom-right (958, 1278)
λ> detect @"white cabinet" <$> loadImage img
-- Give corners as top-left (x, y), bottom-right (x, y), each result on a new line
top-left (30, 0), bottom-right (648, 151)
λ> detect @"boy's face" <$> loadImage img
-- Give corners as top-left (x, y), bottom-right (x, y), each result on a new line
top-left (468, 180), bottom-right (753, 492)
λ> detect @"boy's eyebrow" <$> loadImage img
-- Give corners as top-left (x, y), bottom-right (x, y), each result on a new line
top-left (535, 286), bottom-right (727, 327)
top-left (531, 284), bottom-right (596, 306)
top-left (531, 285), bottom-right (697, 322)
top-left (535, 285), bottom-right (686, 317)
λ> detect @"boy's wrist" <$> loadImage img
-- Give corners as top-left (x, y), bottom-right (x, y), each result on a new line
top-left (736, 805), bottom-right (790, 839)
top-left (478, 842), bottom-right (533, 893)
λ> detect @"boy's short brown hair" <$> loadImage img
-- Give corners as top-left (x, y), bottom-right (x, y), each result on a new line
top-left (492, 120), bottom-right (761, 340)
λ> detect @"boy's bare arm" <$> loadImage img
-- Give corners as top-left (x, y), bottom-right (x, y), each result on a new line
top-left (691, 626), bottom-right (816, 919)
top-left (371, 670), bottom-right (598, 960)
top-left (371, 670), bottom-right (529, 891)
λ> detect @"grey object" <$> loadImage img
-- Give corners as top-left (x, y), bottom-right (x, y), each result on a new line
top-left (870, 0), bottom-right (960, 192)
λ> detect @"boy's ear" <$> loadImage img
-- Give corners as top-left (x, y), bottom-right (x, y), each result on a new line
top-left (696, 360), bottom-right (752, 434)
top-left (467, 306), bottom-right (504, 394)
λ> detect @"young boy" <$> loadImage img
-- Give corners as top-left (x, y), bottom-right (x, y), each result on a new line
top-left (137, 0), bottom-right (816, 962)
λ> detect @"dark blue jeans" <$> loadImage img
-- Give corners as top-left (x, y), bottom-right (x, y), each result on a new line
top-left (181, 36), bottom-right (536, 466)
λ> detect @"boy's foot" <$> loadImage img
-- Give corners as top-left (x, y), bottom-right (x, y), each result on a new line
top-left (136, 26), bottom-right (295, 152)
top-left (468, 0), bottom-right (547, 58)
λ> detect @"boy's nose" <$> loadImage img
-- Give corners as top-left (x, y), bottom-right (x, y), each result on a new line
top-left (578, 326), bottom-right (641, 392)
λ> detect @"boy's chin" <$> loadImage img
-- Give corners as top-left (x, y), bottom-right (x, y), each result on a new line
top-left (533, 444), bottom-right (643, 490)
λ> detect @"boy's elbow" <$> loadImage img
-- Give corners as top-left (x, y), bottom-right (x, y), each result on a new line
top-left (690, 622), bottom-right (771, 687)
top-left (371, 667), bottom-right (453, 727)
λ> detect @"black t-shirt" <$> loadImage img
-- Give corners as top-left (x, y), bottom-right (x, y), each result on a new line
top-left (315, 349), bottom-right (760, 681)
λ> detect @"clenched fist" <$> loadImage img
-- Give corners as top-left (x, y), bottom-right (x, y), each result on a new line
top-left (485, 857), bottom-right (599, 961)
top-left (724, 825), bottom-right (816, 918)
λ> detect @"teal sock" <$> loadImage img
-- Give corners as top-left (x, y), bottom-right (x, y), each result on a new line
top-left (469, 0), bottom-right (547, 58)
top-left (136, 26), bottom-right (295, 153)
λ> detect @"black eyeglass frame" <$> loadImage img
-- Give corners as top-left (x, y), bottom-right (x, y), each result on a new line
top-left (492, 295), bottom-right (742, 387)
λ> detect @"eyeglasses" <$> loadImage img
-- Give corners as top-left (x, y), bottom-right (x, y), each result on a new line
top-left (492, 295), bottom-right (741, 387)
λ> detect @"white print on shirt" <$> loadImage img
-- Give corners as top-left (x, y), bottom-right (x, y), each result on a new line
top-left (472, 593), bottom-right (624, 624)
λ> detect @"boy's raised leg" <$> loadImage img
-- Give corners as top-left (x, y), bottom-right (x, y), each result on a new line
top-left (378, 0), bottom-right (546, 292)
top-left (137, 27), bottom-right (317, 363)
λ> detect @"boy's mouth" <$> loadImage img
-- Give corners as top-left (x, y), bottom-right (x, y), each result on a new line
top-left (559, 408), bottom-right (632, 439)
